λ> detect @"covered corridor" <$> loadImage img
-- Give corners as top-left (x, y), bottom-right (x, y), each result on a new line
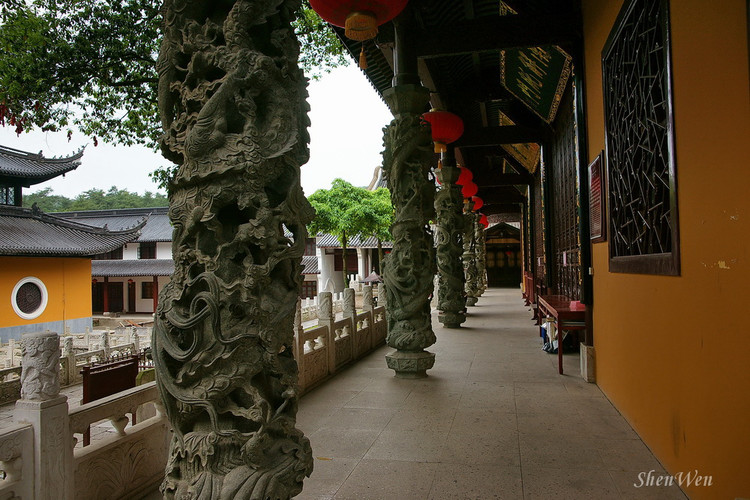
top-left (294, 288), bottom-right (686, 499)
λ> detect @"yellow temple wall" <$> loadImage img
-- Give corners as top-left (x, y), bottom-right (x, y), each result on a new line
top-left (582, 1), bottom-right (750, 498)
top-left (0, 257), bottom-right (92, 337)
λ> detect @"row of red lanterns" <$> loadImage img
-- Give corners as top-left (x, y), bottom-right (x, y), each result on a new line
top-left (306, 2), bottom-right (486, 228)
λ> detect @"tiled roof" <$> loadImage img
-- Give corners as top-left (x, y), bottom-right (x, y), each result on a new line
top-left (0, 205), bottom-right (142, 257)
top-left (315, 233), bottom-right (392, 249)
top-left (57, 207), bottom-right (171, 242)
top-left (301, 255), bottom-right (319, 274)
top-left (0, 144), bottom-right (83, 186)
top-left (92, 259), bottom-right (174, 277)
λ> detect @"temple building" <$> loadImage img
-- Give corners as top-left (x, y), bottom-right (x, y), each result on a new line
top-left (0, 145), bottom-right (142, 341)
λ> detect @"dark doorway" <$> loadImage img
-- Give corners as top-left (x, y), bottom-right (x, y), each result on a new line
top-left (108, 282), bottom-right (124, 313)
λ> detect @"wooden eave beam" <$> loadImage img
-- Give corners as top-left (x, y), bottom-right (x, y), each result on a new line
top-left (414, 15), bottom-right (579, 59)
top-left (475, 174), bottom-right (532, 187)
top-left (455, 125), bottom-right (546, 148)
top-left (482, 203), bottom-right (522, 215)
top-left (478, 190), bottom-right (526, 204)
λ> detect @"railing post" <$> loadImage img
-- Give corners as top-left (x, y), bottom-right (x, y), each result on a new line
top-left (343, 288), bottom-right (357, 359)
top-left (318, 292), bottom-right (336, 375)
top-left (293, 298), bottom-right (303, 387)
top-left (133, 328), bottom-right (140, 352)
top-left (62, 336), bottom-right (75, 386)
top-left (8, 338), bottom-right (15, 367)
top-left (15, 331), bottom-right (73, 500)
top-left (101, 331), bottom-right (110, 359)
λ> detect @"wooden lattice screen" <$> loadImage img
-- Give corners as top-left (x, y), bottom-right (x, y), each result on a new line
top-left (548, 84), bottom-right (581, 300)
top-left (602, 0), bottom-right (679, 275)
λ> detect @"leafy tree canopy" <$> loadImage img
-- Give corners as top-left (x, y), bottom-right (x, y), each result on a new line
top-left (23, 186), bottom-right (168, 212)
top-left (0, 0), bottom-right (348, 150)
top-left (307, 178), bottom-right (393, 280)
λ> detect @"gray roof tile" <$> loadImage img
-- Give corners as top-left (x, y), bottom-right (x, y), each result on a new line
top-left (92, 259), bottom-right (174, 277)
top-left (315, 233), bottom-right (391, 249)
top-left (0, 145), bottom-right (83, 186)
top-left (0, 205), bottom-right (142, 257)
top-left (301, 255), bottom-right (319, 274)
top-left (57, 207), bottom-right (171, 242)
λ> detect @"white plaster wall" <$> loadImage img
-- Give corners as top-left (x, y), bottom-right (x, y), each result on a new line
top-left (123, 243), bottom-right (138, 260)
top-left (156, 242), bottom-right (172, 259)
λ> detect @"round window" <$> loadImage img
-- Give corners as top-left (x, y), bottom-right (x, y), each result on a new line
top-left (11, 277), bottom-right (48, 320)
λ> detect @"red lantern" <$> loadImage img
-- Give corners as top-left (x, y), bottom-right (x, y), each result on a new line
top-left (461, 181), bottom-right (478, 198)
top-left (456, 167), bottom-right (473, 186)
top-left (471, 196), bottom-right (483, 211)
top-left (479, 214), bottom-right (489, 228)
top-left (309, 0), bottom-right (408, 41)
top-left (422, 109), bottom-right (464, 153)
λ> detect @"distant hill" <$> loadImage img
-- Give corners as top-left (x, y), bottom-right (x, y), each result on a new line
top-left (23, 187), bottom-right (168, 212)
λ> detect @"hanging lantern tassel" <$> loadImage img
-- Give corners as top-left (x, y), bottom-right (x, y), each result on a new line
top-left (359, 45), bottom-right (368, 70)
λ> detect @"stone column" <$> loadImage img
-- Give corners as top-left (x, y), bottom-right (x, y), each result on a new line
top-left (15, 331), bottom-right (73, 500)
top-left (475, 219), bottom-right (487, 296)
top-left (362, 285), bottom-right (374, 313)
top-left (382, 83), bottom-right (437, 378)
top-left (463, 203), bottom-right (480, 306)
top-left (8, 338), bottom-right (15, 366)
top-left (152, 1), bottom-right (313, 497)
top-left (435, 156), bottom-right (466, 327)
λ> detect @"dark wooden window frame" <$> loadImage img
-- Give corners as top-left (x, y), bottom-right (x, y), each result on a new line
top-left (138, 241), bottom-right (157, 260)
top-left (602, 0), bottom-right (680, 275)
top-left (142, 281), bottom-right (154, 299)
top-left (588, 152), bottom-right (606, 243)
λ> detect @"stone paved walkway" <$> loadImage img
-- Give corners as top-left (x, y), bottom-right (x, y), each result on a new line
top-left (294, 287), bottom-right (687, 499)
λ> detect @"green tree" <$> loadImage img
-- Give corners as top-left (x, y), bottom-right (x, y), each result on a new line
top-left (0, 0), bottom-right (347, 151)
top-left (307, 179), bottom-right (382, 287)
top-left (22, 186), bottom-right (168, 211)
top-left (22, 187), bottom-right (73, 212)
top-left (350, 187), bottom-right (393, 275)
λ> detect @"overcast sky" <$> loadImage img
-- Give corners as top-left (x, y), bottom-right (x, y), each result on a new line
top-left (0, 64), bottom-right (393, 198)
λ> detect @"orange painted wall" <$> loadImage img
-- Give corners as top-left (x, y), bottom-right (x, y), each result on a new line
top-left (0, 257), bottom-right (92, 328)
top-left (582, 1), bottom-right (750, 498)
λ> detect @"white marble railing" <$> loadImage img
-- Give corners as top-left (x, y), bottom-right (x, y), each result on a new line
top-left (296, 286), bottom-right (387, 393)
top-left (2, 285), bottom-right (387, 499)
top-left (0, 423), bottom-right (34, 499)
top-left (70, 382), bottom-right (168, 499)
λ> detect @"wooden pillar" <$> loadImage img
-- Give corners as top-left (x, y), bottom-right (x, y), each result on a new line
top-left (152, 275), bottom-right (158, 313)
top-left (102, 276), bottom-right (109, 313)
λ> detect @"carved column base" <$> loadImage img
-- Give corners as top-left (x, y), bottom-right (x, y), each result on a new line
top-left (438, 311), bottom-right (466, 328)
top-left (466, 297), bottom-right (478, 306)
top-left (385, 350), bottom-right (435, 378)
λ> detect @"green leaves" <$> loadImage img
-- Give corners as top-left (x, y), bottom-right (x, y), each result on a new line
top-left (0, 0), bottom-right (347, 148)
top-left (307, 179), bottom-right (393, 246)
top-left (23, 185), bottom-right (168, 212)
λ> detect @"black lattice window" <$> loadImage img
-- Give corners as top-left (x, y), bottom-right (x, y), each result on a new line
top-left (1, 186), bottom-right (14, 205)
top-left (16, 282), bottom-right (42, 314)
top-left (12, 277), bottom-right (47, 319)
top-left (548, 84), bottom-right (581, 300)
top-left (602, 0), bottom-right (680, 275)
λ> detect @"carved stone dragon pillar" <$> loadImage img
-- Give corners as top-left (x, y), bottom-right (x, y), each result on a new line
top-left (435, 156), bottom-right (466, 328)
top-left (154, 1), bottom-right (314, 497)
top-left (475, 218), bottom-right (487, 296)
top-left (382, 84), bottom-right (437, 378)
top-left (463, 202), bottom-right (480, 306)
